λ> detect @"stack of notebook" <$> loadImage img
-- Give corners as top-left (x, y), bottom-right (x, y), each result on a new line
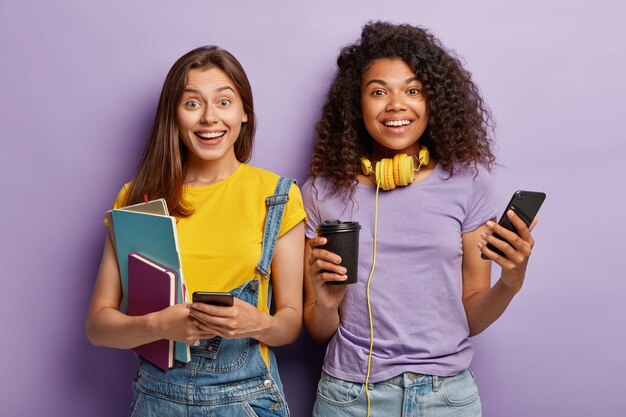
top-left (107, 199), bottom-right (190, 370)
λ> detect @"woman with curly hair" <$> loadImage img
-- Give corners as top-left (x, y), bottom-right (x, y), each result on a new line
top-left (302, 21), bottom-right (539, 416)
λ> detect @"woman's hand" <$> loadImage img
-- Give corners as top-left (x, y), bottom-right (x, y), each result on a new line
top-left (302, 236), bottom-right (349, 343)
top-left (152, 303), bottom-right (217, 344)
top-left (478, 210), bottom-right (538, 292)
top-left (187, 298), bottom-right (268, 340)
top-left (306, 236), bottom-right (349, 311)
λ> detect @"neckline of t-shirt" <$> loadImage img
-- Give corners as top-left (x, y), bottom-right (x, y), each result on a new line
top-left (183, 163), bottom-right (246, 192)
top-left (355, 161), bottom-right (442, 191)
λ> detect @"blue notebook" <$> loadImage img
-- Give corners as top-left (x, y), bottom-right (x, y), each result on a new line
top-left (106, 198), bottom-right (168, 254)
top-left (111, 208), bottom-right (190, 363)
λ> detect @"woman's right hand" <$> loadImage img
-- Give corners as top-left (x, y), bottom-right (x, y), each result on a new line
top-left (307, 236), bottom-right (349, 311)
top-left (152, 303), bottom-right (216, 344)
top-left (86, 235), bottom-right (217, 348)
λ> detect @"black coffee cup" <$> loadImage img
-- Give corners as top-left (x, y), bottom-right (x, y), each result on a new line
top-left (316, 220), bottom-right (361, 285)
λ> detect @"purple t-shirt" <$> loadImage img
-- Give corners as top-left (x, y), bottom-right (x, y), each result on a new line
top-left (302, 164), bottom-right (498, 382)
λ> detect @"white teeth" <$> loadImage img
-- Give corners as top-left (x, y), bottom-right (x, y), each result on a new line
top-left (197, 131), bottom-right (225, 139)
top-left (384, 120), bottom-right (411, 127)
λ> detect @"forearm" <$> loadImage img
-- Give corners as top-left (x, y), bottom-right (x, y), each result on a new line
top-left (255, 306), bottom-right (302, 347)
top-left (464, 278), bottom-right (521, 336)
top-left (86, 235), bottom-right (166, 349)
top-left (303, 301), bottom-right (340, 343)
top-left (85, 307), bottom-right (162, 349)
top-left (249, 221), bottom-right (304, 347)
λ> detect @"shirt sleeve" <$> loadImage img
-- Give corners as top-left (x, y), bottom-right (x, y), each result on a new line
top-left (461, 169), bottom-right (499, 233)
top-left (277, 181), bottom-right (307, 237)
top-left (103, 183), bottom-right (130, 228)
top-left (301, 176), bottom-right (322, 239)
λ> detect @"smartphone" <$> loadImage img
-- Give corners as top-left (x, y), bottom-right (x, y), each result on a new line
top-left (481, 190), bottom-right (546, 259)
top-left (192, 291), bottom-right (234, 306)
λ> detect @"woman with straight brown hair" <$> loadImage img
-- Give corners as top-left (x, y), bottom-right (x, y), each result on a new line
top-left (86, 46), bottom-right (305, 416)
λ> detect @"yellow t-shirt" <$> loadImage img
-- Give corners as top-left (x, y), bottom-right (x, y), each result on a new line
top-left (112, 164), bottom-right (306, 363)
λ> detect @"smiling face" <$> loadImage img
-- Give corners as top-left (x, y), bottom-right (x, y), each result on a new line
top-left (177, 67), bottom-right (248, 170)
top-left (360, 58), bottom-right (429, 158)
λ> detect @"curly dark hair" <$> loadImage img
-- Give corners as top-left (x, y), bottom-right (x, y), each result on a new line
top-left (311, 21), bottom-right (496, 198)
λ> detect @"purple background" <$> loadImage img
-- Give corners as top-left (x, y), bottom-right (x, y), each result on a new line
top-left (1, 1), bottom-right (624, 416)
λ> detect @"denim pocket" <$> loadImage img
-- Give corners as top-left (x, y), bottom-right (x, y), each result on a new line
top-left (190, 336), bottom-right (250, 372)
top-left (244, 394), bottom-right (288, 417)
top-left (440, 369), bottom-right (480, 407)
top-left (129, 389), bottom-right (184, 416)
top-left (316, 372), bottom-right (364, 406)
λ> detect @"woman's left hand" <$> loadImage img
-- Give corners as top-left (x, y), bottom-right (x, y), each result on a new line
top-left (187, 298), bottom-right (267, 340)
top-left (478, 210), bottom-right (538, 292)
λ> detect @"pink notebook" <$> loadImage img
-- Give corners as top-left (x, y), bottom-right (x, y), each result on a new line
top-left (127, 252), bottom-right (176, 371)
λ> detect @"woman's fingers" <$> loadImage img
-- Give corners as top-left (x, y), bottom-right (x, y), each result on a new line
top-left (487, 214), bottom-right (533, 254)
top-left (307, 236), bottom-right (327, 250)
top-left (310, 257), bottom-right (347, 284)
top-left (480, 211), bottom-right (538, 273)
top-left (159, 304), bottom-right (212, 344)
top-left (309, 248), bottom-right (342, 267)
top-left (187, 298), bottom-right (261, 339)
top-left (478, 240), bottom-right (516, 269)
top-left (308, 238), bottom-right (347, 284)
top-left (479, 232), bottom-right (523, 265)
top-left (311, 256), bottom-right (346, 274)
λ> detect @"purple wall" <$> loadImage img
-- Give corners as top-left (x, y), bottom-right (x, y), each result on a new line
top-left (1, 1), bottom-right (624, 416)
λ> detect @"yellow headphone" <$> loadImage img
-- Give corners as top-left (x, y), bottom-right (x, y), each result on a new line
top-left (359, 146), bottom-right (430, 190)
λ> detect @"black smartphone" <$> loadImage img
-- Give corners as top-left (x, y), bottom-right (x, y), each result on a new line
top-left (192, 291), bottom-right (234, 306)
top-left (481, 190), bottom-right (546, 259)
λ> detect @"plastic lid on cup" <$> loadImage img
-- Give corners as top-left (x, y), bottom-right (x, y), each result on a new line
top-left (316, 219), bottom-right (361, 233)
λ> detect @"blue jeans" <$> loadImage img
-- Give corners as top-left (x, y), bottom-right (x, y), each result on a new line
top-left (313, 369), bottom-right (481, 417)
top-left (129, 177), bottom-right (295, 417)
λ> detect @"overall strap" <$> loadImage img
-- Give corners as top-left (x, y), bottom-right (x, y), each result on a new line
top-left (255, 176), bottom-right (294, 278)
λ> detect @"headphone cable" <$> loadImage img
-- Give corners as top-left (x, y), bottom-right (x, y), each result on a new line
top-left (364, 181), bottom-right (380, 417)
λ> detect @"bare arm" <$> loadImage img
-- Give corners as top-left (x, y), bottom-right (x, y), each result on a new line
top-left (85, 235), bottom-right (210, 348)
top-left (188, 221), bottom-right (305, 347)
top-left (303, 236), bottom-right (349, 343)
top-left (462, 211), bottom-right (537, 336)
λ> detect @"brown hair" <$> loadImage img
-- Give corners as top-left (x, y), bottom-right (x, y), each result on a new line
top-left (311, 21), bottom-right (496, 199)
top-left (123, 46), bottom-right (255, 216)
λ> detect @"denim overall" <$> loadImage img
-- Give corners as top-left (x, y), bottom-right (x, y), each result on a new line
top-left (129, 177), bottom-right (294, 417)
